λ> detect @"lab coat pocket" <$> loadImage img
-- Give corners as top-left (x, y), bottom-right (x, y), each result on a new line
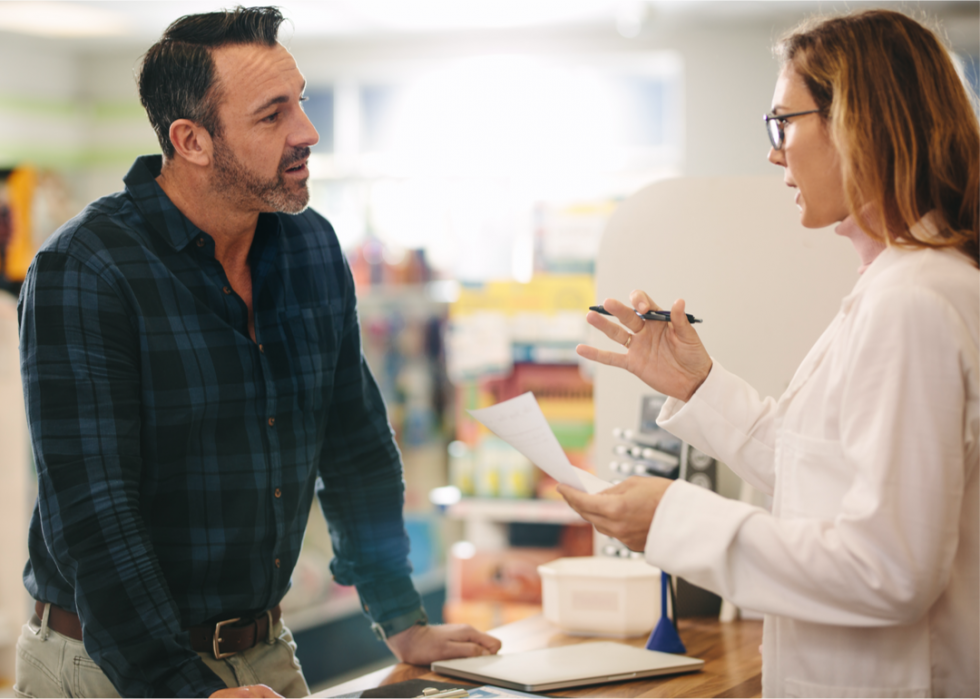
top-left (778, 430), bottom-right (852, 520)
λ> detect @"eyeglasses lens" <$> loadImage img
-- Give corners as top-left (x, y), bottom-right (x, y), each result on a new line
top-left (767, 117), bottom-right (783, 150)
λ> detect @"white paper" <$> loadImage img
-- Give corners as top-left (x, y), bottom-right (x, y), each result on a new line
top-left (468, 392), bottom-right (611, 494)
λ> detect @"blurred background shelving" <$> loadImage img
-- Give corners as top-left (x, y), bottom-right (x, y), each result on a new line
top-left (0, 1), bottom-right (976, 694)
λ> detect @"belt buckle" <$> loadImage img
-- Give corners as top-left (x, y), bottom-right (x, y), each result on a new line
top-left (213, 617), bottom-right (241, 660)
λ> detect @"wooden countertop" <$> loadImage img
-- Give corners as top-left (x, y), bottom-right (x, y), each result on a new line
top-left (315, 615), bottom-right (762, 698)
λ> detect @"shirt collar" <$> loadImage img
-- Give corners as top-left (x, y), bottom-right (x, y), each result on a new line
top-left (124, 155), bottom-right (204, 252)
top-left (123, 154), bottom-right (283, 252)
top-left (839, 211), bottom-right (941, 311)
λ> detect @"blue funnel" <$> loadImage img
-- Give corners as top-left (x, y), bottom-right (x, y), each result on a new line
top-left (646, 572), bottom-right (687, 654)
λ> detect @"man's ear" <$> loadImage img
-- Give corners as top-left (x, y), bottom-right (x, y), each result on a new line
top-left (168, 119), bottom-right (213, 167)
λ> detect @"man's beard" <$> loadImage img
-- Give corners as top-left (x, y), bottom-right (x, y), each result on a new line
top-left (211, 139), bottom-right (311, 215)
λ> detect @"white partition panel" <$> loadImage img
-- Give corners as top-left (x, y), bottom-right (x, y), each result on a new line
top-left (591, 176), bottom-right (859, 501)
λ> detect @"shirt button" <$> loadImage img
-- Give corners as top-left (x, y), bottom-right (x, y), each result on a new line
top-left (223, 286), bottom-right (232, 295)
top-left (268, 417), bottom-right (275, 427)
top-left (196, 237), bottom-right (205, 247)
top-left (258, 344), bottom-right (264, 354)
top-left (275, 558), bottom-right (281, 568)
top-left (274, 488), bottom-right (282, 498)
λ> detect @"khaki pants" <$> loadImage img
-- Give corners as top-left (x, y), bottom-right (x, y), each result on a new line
top-left (14, 604), bottom-right (310, 698)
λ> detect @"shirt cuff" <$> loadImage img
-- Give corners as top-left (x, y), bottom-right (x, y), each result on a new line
top-left (370, 606), bottom-right (428, 641)
top-left (357, 573), bottom-right (426, 639)
top-left (656, 359), bottom-right (723, 425)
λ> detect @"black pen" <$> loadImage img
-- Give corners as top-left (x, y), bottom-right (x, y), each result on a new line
top-left (589, 305), bottom-right (703, 324)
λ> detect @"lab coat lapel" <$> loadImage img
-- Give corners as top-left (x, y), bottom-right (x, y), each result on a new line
top-left (777, 247), bottom-right (900, 410)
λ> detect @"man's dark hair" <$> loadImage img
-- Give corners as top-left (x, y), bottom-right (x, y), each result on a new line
top-left (137, 6), bottom-right (285, 159)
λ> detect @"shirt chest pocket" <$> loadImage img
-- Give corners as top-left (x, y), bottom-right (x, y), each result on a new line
top-left (777, 430), bottom-right (854, 521)
top-left (278, 305), bottom-right (341, 412)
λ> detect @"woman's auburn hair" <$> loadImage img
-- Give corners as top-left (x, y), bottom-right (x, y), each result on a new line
top-left (777, 9), bottom-right (979, 265)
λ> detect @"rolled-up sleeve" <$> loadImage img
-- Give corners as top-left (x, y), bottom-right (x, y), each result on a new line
top-left (316, 260), bottom-right (424, 636)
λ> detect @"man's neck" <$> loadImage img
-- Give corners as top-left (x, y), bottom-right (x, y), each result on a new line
top-left (156, 159), bottom-right (257, 271)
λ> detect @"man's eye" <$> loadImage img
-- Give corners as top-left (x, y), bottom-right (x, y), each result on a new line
top-left (264, 112), bottom-right (280, 123)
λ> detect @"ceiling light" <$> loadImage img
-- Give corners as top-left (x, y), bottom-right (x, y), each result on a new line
top-left (0, 2), bottom-right (130, 38)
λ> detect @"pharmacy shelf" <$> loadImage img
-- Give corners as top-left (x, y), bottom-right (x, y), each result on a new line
top-left (286, 567), bottom-right (446, 633)
top-left (445, 498), bottom-right (585, 524)
top-left (357, 283), bottom-right (454, 317)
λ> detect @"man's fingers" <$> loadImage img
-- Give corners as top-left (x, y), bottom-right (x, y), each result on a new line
top-left (445, 640), bottom-right (496, 658)
top-left (445, 625), bottom-right (502, 653)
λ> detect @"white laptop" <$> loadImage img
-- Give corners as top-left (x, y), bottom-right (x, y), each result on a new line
top-left (430, 641), bottom-right (704, 692)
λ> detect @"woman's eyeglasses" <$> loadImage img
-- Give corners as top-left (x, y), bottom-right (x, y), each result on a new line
top-left (763, 109), bottom-right (821, 150)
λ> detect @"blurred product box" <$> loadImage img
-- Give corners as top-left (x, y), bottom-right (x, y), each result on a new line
top-left (448, 547), bottom-right (560, 605)
top-left (442, 600), bottom-right (543, 631)
top-left (538, 556), bottom-right (663, 638)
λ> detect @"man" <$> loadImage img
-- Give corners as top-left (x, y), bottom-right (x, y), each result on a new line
top-left (15, 7), bottom-right (500, 698)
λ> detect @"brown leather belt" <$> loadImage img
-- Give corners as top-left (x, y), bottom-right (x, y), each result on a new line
top-left (35, 601), bottom-right (83, 641)
top-left (35, 601), bottom-right (281, 660)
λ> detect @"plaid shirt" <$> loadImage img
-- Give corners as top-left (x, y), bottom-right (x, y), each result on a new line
top-left (18, 156), bottom-right (425, 697)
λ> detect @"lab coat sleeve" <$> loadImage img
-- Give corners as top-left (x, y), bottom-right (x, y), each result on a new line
top-left (657, 360), bottom-right (778, 495)
top-left (646, 285), bottom-right (971, 626)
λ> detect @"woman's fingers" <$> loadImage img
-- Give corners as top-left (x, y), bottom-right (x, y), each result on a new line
top-left (576, 343), bottom-right (629, 370)
top-left (669, 298), bottom-right (698, 338)
top-left (629, 289), bottom-right (663, 315)
top-left (601, 297), bottom-right (645, 333)
top-left (585, 307), bottom-right (634, 348)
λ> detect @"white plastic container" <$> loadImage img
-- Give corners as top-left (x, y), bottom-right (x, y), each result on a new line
top-left (537, 556), bottom-right (662, 637)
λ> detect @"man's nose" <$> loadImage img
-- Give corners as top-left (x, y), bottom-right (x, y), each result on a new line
top-left (767, 146), bottom-right (784, 166)
top-left (292, 108), bottom-right (319, 149)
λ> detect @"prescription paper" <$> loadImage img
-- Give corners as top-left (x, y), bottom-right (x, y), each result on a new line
top-left (468, 392), bottom-right (611, 494)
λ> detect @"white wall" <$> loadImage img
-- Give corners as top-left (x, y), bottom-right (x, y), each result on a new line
top-left (592, 177), bottom-right (860, 503)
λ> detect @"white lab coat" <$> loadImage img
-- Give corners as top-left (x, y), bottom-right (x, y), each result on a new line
top-left (646, 238), bottom-right (979, 697)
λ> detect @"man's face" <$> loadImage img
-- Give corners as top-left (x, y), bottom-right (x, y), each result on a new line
top-left (208, 42), bottom-right (319, 214)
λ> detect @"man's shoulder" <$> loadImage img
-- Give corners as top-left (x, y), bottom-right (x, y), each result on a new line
top-left (40, 190), bottom-right (147, 262)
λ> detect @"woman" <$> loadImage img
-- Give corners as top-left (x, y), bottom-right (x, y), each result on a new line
top-left (559, 10), bottom-right (978, 698)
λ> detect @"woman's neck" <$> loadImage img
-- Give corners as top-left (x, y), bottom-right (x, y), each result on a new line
top-left (834, 212), bottom-right (888, 274)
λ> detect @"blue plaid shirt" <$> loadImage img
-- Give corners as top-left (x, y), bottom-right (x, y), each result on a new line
top-left (18, 156), bottom-right (426, 697)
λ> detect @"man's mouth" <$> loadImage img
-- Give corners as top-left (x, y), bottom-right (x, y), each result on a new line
top-left (284, 160), bottom-right (308, 175)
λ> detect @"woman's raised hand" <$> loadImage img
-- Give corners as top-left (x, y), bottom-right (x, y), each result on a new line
top-left (577, 291), bottom-right (712, 402)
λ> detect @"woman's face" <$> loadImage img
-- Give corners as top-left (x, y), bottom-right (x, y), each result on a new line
top-left (768, 65), bottom-right (849, 228)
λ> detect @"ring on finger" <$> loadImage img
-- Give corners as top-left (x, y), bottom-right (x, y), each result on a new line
top-left (623, 333), bottom-right (633, 349)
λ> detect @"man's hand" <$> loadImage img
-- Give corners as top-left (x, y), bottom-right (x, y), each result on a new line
top-left (558, 477), bottom-right (674, 551)
top-left (577, 292), bottom-right (712, 402)
top-left (385, 623), bottom-right (502, 666)
top-left (210, 685), bottom-right (282, 698)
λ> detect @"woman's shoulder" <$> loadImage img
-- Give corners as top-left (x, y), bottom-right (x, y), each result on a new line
top-left (873, 245), bottom-right (977, 292)
top-left (862, 246), bottom-right (978, 338)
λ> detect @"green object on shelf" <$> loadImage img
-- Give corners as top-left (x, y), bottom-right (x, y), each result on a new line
top-left (549, 421), bottom-right (594, 451)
